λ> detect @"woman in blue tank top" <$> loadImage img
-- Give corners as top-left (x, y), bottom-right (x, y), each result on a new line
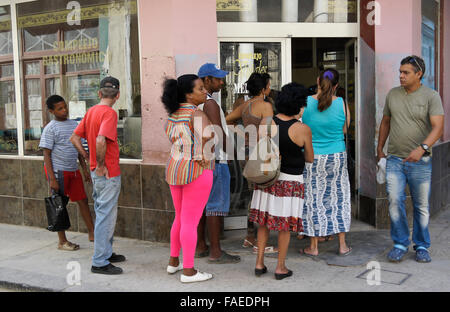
top-left (300, 69), bottom-right (353, 257)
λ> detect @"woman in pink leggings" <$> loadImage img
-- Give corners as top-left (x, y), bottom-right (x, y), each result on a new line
top-left (162, 74), bottom-right (215, 283)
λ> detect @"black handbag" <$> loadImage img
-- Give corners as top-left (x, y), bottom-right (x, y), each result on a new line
top-left (344, 100), bottom-right (355, 174)
top-left (45, 193), bottom-right (71, 232)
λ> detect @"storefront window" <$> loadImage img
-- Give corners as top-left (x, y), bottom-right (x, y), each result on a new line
top-left (422, 0), bottom-right (439, 90)
top-left (17, 0), bottom-right (141, 159)
top-left (220, 42), bottom-right (282, 113)
top-left (220, 41), bottom-right (283, 216)
top-left (0, 6), bottom-right (18, 155)
top-left (217, 0), bottom-right (357, 23)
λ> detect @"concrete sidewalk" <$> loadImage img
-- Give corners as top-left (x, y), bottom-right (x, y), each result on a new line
top-left (0, 209), bottom-right (449, 292)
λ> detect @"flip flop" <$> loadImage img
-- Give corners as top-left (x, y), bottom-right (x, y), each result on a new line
top-left (337, 247), bottom-right (353, 257)
top-left (58, 241), bottom-right (80, 251)
top-left (252, 246), bottom-right (279, 254)
top-left (318, 235), bottom-right (335, 243)
top-left (242, 239), bottom-right (256, 248)
top-left (195, 246), bottom-right (209, 258)
top-left (207, 251), bottom-right (241, 264)
top-left (299, 248), bottom-right (319, 259)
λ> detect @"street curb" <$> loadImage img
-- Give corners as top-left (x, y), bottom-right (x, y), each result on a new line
top-left (0, 280), bottom-right (55, 292)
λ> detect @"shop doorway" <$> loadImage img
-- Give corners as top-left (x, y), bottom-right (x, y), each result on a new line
top-left (220, 37), bottom-right (359, 230)
top-left (291, 37), bottom-right (358, 200)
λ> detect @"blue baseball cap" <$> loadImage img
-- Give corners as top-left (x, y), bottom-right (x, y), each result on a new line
top-left (198, 63), bottom-right (229, 79)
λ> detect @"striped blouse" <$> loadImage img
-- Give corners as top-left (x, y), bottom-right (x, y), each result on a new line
top-left (165, 103), bottom-right (214, 185)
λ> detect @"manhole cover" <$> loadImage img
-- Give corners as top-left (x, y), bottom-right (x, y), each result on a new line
top-left (356, 269), bottom-right (412, 286)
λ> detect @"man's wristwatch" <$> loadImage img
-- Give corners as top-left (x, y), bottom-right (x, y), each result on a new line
top-left (420, 144), bottom-right (431, 156)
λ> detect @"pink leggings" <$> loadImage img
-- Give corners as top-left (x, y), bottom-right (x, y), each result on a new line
top-left (169, 170), bottom-right (213, 269)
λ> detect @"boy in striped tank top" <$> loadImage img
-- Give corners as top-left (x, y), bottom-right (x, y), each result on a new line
top-left (39, 95), bottom-right (94, 251)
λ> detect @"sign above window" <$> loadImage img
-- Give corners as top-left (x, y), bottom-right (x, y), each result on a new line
top-left (216, 0), bottom-right (252, 12)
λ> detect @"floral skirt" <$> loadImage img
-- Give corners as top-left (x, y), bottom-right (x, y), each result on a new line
top-left (249, 172), bottom-right (304, 232)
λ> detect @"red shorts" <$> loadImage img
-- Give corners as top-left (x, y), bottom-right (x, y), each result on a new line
top-left (45, 167), bottom-right (87, 202)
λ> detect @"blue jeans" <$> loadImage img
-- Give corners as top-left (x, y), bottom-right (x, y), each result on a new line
top-left (205, 163), bottom-right (231, 217)
top-left (386, 155), bottom-right (432, 250)
top-left (91, 172), bottom-right (121, 267)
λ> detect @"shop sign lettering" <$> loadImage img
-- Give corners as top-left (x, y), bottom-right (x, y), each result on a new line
top-left (42, 38), bottom-right (104, 66)
top-left (232, 52), bottom-right (267, 93)
top-left (328, 0), bottom-right (357, 14)
top-left (54, 38), bottom-right (99, 52)
top-left (235, 52), bottom-right (267, 76)
top-left (43, 51), bottom-right (106, 66)
top-left (216, 0), bottom-right (252, 12)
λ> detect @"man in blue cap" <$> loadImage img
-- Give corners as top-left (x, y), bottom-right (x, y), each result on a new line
top-left (195, 63), bottom-right (240, 264)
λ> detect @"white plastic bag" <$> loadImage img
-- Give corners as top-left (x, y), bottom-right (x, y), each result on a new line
top-left (377, 158), bottom-right (387, 184)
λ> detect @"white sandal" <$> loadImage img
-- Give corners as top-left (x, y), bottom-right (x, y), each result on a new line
top-left (167, 263), bottom-right (183, 274)
top-left (180, 271), bottom-right (213, 283)
top-left (252, 246), bottom-right (279, 254)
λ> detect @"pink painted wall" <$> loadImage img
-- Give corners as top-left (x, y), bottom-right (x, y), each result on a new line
top-left (375, 0), bottom-right (422, 135)
top-left (375, 0), bottom-right (421, 55)
top-left (138, 0), bottom-right (218, 164)
top-left (443, 2), bottom-right (450, 141)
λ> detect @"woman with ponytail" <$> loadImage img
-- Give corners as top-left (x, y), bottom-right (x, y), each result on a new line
top-left (300, 69), bottom-right (353, 258)
top-left (162, 74), bottom-right (215, 283)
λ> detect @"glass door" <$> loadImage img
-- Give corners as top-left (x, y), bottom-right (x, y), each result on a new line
top-left (345, 38), bottom-right (358, 203)
top-left (219, 38), bottom-right (290, 228)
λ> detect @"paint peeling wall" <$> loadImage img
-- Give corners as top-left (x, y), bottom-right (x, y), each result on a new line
top-left (139, 0), bottom-right (218, 165)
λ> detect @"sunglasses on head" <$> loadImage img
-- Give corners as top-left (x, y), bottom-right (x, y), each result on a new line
top-left (407, 57), bottom-right (424, 73)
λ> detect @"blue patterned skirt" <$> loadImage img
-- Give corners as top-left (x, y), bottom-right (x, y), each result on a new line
top-left (301, 152), bottom-right (351, 237)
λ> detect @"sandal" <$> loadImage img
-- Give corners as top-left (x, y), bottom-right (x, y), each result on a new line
top-left (207, 251), bottom-right (241, 264)
top-left (58, 241), bottom-right (80, 251)
top-left (255, 266), bottom-right (268, 277)
top-left (252, 246), bottom-right (279, 254)
top-left (195, 246), bottom-right (209, 258)
top-left (318, 235), bottom-right (335, 243)
top-left (415, 248), bottom-right (432, 263)
top-left (275, 269), bottom-right (293, 281)
top-left (387, 246), bottom-right (408, 262)
top-left (242, 239), bottom-right (256, 248)
top-left (299, 248), bottom-right (319, 259)
top-left (337, 247), bottom-right (353, 257)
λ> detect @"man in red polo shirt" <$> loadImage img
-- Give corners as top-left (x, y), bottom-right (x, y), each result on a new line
top-left (70, 77), bottom-right (125, 275)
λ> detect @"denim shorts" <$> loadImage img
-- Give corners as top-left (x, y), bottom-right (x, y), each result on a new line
top-left (205, 163), bottom-right (231, 217)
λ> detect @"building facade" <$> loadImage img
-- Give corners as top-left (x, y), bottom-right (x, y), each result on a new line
top-left (0, 0), bottom-right (449, 242)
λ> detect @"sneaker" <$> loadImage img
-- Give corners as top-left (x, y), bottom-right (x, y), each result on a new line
top-left (387, 247), bottom-right (408, 263)
top-left (108, 253), bottom-right (126, 263)
top-left (167, 263), bottom-right (183, 274)
top-left (91, 263), bottom-right (123, 275)
top-left (415, 248), bottom-right (432, 263)
top-left (180, 271), bottom-right (213, 283)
